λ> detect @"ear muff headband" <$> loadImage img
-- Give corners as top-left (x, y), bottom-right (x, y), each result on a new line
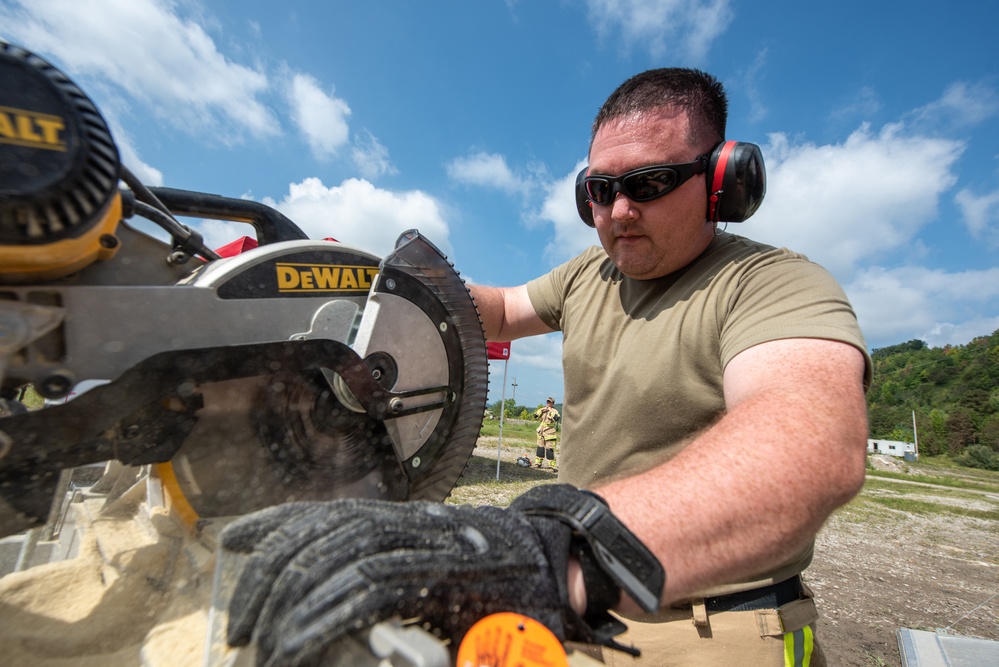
top-left (575, 140), bottom-right (766, 227)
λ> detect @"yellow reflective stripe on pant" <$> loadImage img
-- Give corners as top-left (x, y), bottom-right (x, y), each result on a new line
top-left (784, 624), bottom-right (814, 667)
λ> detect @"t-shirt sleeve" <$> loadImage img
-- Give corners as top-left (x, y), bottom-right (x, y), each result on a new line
top-left (719, 252), bottom-right (873, 388)
top-left (526, 246), bottom-right (604, 332)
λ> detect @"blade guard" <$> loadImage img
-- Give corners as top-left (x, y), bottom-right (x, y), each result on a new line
top-left (347, 230), bottom-right (488, 499)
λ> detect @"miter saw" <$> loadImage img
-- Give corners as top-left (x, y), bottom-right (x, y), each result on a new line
top-left (0, 41), bottom-right (488, 539)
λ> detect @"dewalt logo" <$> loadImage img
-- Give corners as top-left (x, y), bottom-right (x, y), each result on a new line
top-left (276, 262), bottom-right (378, 293)
top-left (0, 106), bottom-right (67, 151)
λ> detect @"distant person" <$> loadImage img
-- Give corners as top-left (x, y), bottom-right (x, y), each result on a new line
top-left (532, 396), bottom-right (560, 471)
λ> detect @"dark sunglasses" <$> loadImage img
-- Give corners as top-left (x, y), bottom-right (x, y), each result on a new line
top-left (583, 155), bottom-right (708, 206)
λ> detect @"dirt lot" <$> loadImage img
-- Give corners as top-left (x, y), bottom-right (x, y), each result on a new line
top-left (808, 459), bottom-right (999, 666)
top-left (456, 442), bottom-right (999, 666)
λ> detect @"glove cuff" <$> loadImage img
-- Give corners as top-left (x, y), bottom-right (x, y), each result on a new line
top-left (510, 484), bottom-right (665, 655)
top-left (574, 534), bottom-right (620, 618)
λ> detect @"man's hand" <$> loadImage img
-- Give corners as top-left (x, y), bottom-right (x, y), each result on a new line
top-left (221, 485), bottom-right (662, 666)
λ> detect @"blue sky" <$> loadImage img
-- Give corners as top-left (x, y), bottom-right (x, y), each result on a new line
top-left (4, 0), bottom-right (999, 409)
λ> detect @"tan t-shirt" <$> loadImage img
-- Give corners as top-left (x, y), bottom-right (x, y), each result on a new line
top-left (526, 232), bottom-right (871, 592)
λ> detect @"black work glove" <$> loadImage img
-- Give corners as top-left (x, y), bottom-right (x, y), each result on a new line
top-left (221, 484), bottom-right (664, 666)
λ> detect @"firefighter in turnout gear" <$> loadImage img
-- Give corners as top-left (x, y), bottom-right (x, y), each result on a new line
top-left (533, 397), bottom-right (560, 471)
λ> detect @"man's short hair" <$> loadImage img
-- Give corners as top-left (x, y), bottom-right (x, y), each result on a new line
top-left (590, 68), bottom-right (727, 152)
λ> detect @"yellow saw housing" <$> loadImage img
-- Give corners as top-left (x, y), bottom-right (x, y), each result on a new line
top-left (0, 192), bottom-right (123, 281)
top-left (0, 42), bottom-right (122, 283)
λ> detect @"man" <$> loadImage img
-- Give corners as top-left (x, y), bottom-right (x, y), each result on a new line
top-left (222, 68), bottom-right (869, 667)
top-left (533, 396), bottom-right (560, 470)
top-left (468, 68), bottom-right (869, 665)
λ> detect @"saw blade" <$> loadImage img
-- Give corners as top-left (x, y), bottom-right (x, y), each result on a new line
top-left (338, 229), bottom-right (488, 501)
top-left (160, 372), bottom-right (410, 519)
top-left (158, 231), bottom-right (487, 519)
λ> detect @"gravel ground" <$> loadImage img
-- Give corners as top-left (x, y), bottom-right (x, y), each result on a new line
top-left (808, 469), bottom-right (999, 666)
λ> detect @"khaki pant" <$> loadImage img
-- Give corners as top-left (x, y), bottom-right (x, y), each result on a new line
top-left (577, 588), bottom-right (825, 667)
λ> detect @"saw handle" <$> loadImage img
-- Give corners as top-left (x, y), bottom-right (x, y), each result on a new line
top-left (148, 187), bottom-right (309, 245)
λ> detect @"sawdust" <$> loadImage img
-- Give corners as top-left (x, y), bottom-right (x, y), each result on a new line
top-left (0, 486), bottom-right (212, 667)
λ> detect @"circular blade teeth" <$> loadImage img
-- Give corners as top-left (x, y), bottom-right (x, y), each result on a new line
top-left (162, 374), bottom-right (408, 519)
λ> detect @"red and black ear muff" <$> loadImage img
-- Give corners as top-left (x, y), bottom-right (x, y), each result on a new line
top-left (575, 141), bottom-right (767, 227)
top-left (706, 141), bottom-right (766, 223)
top-left (575, 167), bottom-right (596, 227)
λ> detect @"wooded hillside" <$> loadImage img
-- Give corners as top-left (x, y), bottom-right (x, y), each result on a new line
top-left (866, 328), bottom-right (999, 469)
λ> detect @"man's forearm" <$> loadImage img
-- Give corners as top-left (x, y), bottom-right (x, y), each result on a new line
top-left (468, 284), bottom-right (554, 342)
top-left (469, 285), bottom-right (505, 341)
top-left (592, 343), bottom-right (869, 610)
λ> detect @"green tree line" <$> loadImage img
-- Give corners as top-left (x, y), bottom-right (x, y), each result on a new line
top-left (487, 398), bottom-right (561, 421)
top-left (866, 328), bottom-right (999, 470)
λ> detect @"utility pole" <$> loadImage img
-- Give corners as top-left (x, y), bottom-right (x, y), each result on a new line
top-left (511, 376), bottom-right (517, 404)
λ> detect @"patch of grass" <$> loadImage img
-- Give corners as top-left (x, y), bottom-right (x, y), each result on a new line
top-left (447, 454), bottom-right (556, 507)
top-left (909, 456), bottom-right (999, 483)
top-left (479, 419), bottom-right (538, 440)
top-left (867, 468), bottom-right (999, 494)
top-left (864, 494), bottom-right (999, 521)
top-left (865, 653), bottom-right (888, 667)
top-left (833, 497), bottom-right (906, 526)
top-left (861, 478), bottom-right (994, 502)
top-left (836, 477), bottom-right (999, 524)
top-left (914, 455), bottom-right (968, 471)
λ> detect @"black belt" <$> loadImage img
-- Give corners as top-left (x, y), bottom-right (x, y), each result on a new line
top-left (702, 575), bottom-right (804, 612)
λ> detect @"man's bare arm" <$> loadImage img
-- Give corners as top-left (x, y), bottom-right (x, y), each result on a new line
top-left (587, 338), bottom-right (869, 612)
top-left (469, 284), bottom-right (555, 341)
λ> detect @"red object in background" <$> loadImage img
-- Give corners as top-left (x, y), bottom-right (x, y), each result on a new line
top-left (214, 236), bottom-right (259, 257)
top-left (215, 236), bottom-right (340, 258)
top-left (487, 342), bottom-right (511, 360)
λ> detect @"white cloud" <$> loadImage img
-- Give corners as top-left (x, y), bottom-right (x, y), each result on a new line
top-left (487, 332), bottom-right (565, 406)
top-left (750, 123), bottom-right (964, 278)
top-left (262, 177), bottom-right (452, 258)
top-left (287, 73), bottom-right (351, 161)
top-left (741, 48), bottom-right (769, 124)
top-left (4, 1), bottom-right (395, 174)
top-left (537, 161), bottom-right (599, 263)
top-left (446, 152), bottom-right (524, 193)
top-left (112, 124), bottom-right (164, 186)
top-left (828, 86), bottom-right (882, 125)
top-left (742, 108), bottom-right (999, 349)
top-left (584, 0), bottom-right (734, 62)
top-left (923, 318), bottom-right (999, 349)
top-left (195, 219), bottom-right (247, 253)
top-left (446, 152), bottom-right (596, 265)
top-left (510, 332), bottom-right (564, 374)
top-left (845, 265), bottom-right (999, 349)
top-left (743, 85), bottom-right (999, 350)
top-left (1, 0), bottom-right (279, 142)
top-left (906, 81), bottom-right (999, 132)
top-left (955, 185), bottom-right (999, 247)
top-left (351, 130), bottom-right (398, 180)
